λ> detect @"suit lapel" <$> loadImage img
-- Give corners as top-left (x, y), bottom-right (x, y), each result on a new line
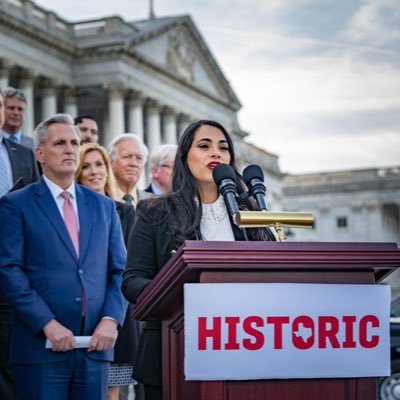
top-left (34, 178), bottom-right (79, 263)
top-left (76, 184), bottom-right (91, 263)
top-left (4, 139), bottom-right (22, 184)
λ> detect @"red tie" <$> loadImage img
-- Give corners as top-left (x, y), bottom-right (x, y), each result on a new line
top-left (61, 191), bottom-right (79, 256)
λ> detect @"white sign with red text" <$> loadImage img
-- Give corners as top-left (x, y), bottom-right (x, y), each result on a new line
top-left (184, 283), bottom-right (390, 380)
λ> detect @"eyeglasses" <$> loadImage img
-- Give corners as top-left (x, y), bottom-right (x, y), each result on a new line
top-left (160, 164), bottom-right (173, 170)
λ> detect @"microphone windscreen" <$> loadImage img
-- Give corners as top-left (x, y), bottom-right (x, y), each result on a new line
top-left (243, 165), bottom-right (264, 185)
top-left (212, 163), bottom-right (236, 186)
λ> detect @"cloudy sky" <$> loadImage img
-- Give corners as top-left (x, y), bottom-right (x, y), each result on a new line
top-left (35, 0), bottom-right (400, 174)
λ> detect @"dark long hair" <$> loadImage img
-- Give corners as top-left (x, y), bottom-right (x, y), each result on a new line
top-left (144, 120), bottom-right (274, 244)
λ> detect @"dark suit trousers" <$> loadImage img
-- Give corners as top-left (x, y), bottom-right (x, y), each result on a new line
top-left (0, 301), bottom-right (16, 400)
top-left (12, 350), bottom-right (109, 400)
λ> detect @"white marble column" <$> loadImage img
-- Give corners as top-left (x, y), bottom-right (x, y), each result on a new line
top-left (0, 58), bottom-right (11, 89)
top-left (127, 91), bottom-right (144, 140)
top-left (107, 83), bottom-right (125, 145)
top-left (20, 70), bottom-right (35, 136)
top-left (366, 202), bottom-right (382, 241)
top-left (146, 99), bottom-right (161, 155)
top-left (177, 113), bottom-right (191, 141)
top-left (41, 84), bottom-right (57, 120)
top-left (63, 88), bottom-right (78, 118)
top-left (163, 107), bottom-right (177, 145)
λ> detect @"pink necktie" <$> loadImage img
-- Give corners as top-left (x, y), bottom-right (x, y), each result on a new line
top-left (61, 191), bottom-right (79, 256)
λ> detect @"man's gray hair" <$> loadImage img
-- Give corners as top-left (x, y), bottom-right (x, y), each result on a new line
top-left (35, 113), bottom-right (80, 147)
top-left (108, 133), bottom-right (149, 162)
top-left (3, 87), bottom-right (27, 103)
top-left (150, 144), bottom-right (177, 169)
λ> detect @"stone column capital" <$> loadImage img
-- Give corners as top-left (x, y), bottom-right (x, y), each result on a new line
top-left (63, 86), bottom-right (80, 98)
top-left (19, 68), bottom-right (37, 84)
top-left (127, 89), bottom-right (143, 101)
top-left (145, 98), bottom-right (161, 112)
top-left (38, 77), bottom-right (59, 92)
top-left (106, 81), bottom-right (125, 96)
top-left (163, 106), bottom-right (177, 118)
top-left (0, 57), bottom-right (12, 72)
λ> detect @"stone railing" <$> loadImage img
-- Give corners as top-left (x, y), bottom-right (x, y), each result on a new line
top-left (73, 16), bottom-right (137, 38)
top-left (0, 0), bottom-right (75, 41)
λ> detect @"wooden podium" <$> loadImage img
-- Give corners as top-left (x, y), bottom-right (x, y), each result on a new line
top-left (133, 241), bottom-right (400, 400)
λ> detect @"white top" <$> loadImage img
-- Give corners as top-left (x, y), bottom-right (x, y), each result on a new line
top-left (200, 195), bottom-right (235, 241)
top-left (43, 175), bottom-right (79, 228)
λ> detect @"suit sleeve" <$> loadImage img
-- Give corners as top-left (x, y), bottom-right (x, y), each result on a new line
top-left (0, 197), bottom-right (55, 333)
top-left (101, 201), bottom-right (128, 325)
top-left (31, 151), bottom-right (40, 182)
top-left (122, 203), bottom-right (160, 303)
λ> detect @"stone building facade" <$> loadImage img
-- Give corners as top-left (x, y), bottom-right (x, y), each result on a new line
top-left (0, 0), bottom-right (282, 198)
top-left (282, 166), bottom-right (400, 293)
top-left (282, 166), bottom-right (400, 244)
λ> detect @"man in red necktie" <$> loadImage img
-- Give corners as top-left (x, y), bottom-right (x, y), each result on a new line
top-left (0, 114), bottom-right (126, 400)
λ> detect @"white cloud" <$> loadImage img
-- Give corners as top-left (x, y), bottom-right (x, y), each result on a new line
top-left (342, 0), bottom-right (400, 45)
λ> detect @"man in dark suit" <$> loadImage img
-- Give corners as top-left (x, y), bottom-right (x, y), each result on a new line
top-left (0, 89), bottom-right (39, 400)
top-left (108, 133), bottom-right (151, 205)
top-left (0, 113), bottom-right (127, 400)
top-left (0, 87), bottom-right (35, 149)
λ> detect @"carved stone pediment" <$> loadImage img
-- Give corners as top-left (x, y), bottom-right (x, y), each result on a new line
top-left (166, 28), bottom-right (194, 81)
top-left (130, 17), bottom-right (239, 106)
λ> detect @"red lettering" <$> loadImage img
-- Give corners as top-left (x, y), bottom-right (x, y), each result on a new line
top-left (198, 317), bottom-right (221, 350)
top-left (225, 317), bottom-right (240, 350)
top-left (342, 316), bottom-right (357, 348)
top-left (266, 316), bottom-right (290, 349)
top-left (243, 316), bottom-right (265, 350)
top-left (292, 316), bottom-right (314, 349)
top-left (318, 316), bottom-right (340, 348)
top-left (359, 315), bottom-right (379, 348)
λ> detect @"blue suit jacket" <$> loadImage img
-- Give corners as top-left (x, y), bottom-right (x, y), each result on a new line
top-left (0, 177), bottom-right (127, 364)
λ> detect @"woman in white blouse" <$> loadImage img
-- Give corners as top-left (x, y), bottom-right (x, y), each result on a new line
top-left (122, 119), bottom-right (275, 400)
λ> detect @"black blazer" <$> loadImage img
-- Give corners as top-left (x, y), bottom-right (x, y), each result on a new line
top-left (113, 200), bottom-right (140, 365)
top-left (122, 199), bottom-right (267, 386)
top-left (0, 138), bottom-right (39, 351)
top-left (3, 138), bottom-right (39, 190)
top-left (115, 201), bottom-right (135, 245)
top-left (143, 183), bottom-right (154, 194)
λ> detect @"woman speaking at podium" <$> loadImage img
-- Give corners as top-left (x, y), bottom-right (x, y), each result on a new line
top-left (122, 120), bottom-right (275, 400)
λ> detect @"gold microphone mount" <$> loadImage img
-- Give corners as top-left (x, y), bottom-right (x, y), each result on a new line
top-left (234, 211), bottom-right (314, 242)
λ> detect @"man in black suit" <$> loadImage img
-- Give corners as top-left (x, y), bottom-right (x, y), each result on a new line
top-left (0, 89), bottom-right (39, 400)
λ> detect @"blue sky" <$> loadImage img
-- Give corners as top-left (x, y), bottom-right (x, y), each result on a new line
top-left (35, 0), bottom-right (400, 174)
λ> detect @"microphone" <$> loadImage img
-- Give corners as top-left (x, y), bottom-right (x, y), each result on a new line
top-left (212, 163), bottom-right (240, 221)
top-left (243, 165), bottom-right (268, 211)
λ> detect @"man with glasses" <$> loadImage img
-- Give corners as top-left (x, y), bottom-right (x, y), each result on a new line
top-left (144, 144), bottom-right (177, 195)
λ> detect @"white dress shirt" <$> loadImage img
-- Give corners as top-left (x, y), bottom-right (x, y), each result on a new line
top-left (43, 175), bottom-right (80, 229)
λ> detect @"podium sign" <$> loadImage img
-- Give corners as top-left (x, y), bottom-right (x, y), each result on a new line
top-left (184, 283), bottom-right (391, 380)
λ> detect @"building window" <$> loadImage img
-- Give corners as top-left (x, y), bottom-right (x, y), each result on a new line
top-left (337, 217), bottom-right (347, 228)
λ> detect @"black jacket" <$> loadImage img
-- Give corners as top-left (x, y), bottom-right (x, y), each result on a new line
top-left (122, 199), bottom-right (274, 386)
